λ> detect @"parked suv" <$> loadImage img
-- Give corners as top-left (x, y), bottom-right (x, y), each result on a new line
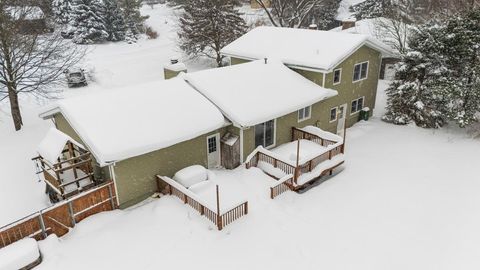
top-left (64, 68), bottom-right (87, 88)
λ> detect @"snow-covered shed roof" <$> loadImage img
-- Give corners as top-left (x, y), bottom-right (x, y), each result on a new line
top-left (184, 59), bottom-right (337, 127)
top-left (220, 26), bottom-right (394, 72)
top-left (39, 78), bottom-right (226, 166)
top-left (37, 128), bottom-right (86, 164)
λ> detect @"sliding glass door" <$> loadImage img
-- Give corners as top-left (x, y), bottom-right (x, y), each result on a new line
top-left (255, 120), bottom-right (275, 148)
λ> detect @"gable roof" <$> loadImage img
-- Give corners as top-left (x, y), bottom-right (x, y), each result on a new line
top-left (184, 59), bottom-right (337, 127)
top-left (37, 128), bottom-right (85, 164)
top-left (220, 26), bottom-right (394, 72)
top-left (39, 78), bottom-right (226, 166)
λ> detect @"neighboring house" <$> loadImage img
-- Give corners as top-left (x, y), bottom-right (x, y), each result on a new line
top-left (221, 26), bottom-right (394, 132)
top-left (250, 0), bottom-right (270, 9)
top-left (6, 6), bottom-right (48, 34)
top-left (39, 60), bottom-right (336, 208)
top-left (331, 18), bottom-right (405, 80)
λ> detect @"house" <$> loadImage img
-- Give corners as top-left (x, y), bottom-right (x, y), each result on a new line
top-left (6, 6), bottom-right (48, 34)
top-left (330, 18), bottom-right (404, 80)
top-left (221, 26), bottom-right (394, 131)
top-left (38, 59), bottom-right (337, 208)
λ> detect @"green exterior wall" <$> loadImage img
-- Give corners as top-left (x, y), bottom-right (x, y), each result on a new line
top-left (231, 45), bottom-right (382, 160)
top-left (54, 113), bottom-right (229, 208)
top-left (113, 127), bottom-right (227, 208)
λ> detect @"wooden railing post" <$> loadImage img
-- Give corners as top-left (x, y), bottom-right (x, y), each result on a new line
top-left (244, 202), bottom-right (248, 215)
top-left (67, 201), bottom-right (76, 227)
top-left (216, 185), bottom-right (222, 230)
top-left (329, 150), bottom-right (332, 160)
top-left (107, 183), bottom-right (115, 209)
top-left (38, 211), bottom-right (47, 239)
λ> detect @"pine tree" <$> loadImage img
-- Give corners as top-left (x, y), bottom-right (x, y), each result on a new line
top-left (178, 0), bottom-right (247, 67)
top-left (103, 0), bottom-right (126, 41)
top-left (118, 0), bottom-right (148, 42)
top-left (304, 0), bottom-right (342, 30)
top-left (71, 0), bottom-right (109, 44)
top-left (52, 0), bottom-right (74, 24)
top-left (383, 24), bottom-right (448, 128)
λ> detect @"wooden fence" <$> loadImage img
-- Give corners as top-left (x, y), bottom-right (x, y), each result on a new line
top-left (157, 176), bottom-right (248, 230)
top-left (0, 181), bottom-right (117, 249)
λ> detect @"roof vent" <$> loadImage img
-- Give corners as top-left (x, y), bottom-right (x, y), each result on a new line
top-left (170, 58), bottom-right (179, 65)
top-left (264, 58), bottom-right (268, 64)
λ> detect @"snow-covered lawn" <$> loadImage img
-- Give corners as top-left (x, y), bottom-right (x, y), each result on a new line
top-left (0, 4), bottom-right (214, 227)
top-left (29, 81), bottom-right (480, 269)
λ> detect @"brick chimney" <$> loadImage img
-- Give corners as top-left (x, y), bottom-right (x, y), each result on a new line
top-left (342, 18), bottom-right (357, 30)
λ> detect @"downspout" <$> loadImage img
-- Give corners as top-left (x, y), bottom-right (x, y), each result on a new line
top-left (322, 71), bottom-right (326, 88)
top-left (239, 128), bottom-right (244, 163)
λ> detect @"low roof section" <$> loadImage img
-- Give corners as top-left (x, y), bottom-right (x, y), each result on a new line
top-left (184, 59), bottom-right (338, 128)
top-left (220, 26), bottom-right (395, 72)
top-left (37, 128), bottom-right (86, 164)
top-left (39, 78), bottom-right (227, 166)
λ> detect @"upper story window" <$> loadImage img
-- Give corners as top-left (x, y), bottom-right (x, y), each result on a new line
top-left (353, 62), bottom-right (369, 82)
top-left (333, 69), bottom-right (342, 85)
top-left (298, 106), bottom-right (311, 122)
top-left (351, 97), bottom-right (364, 114)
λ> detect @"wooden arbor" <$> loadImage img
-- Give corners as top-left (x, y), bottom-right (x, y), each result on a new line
top-left (33, 129), bottom-right (97, 203)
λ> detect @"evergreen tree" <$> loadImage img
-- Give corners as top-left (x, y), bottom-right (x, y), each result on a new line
top-left (103, 0), bottom-right (126, 41)
top-left (71, 0), bottom-right (109, 44)
top-left (118, 0), bottom-right (148, 42)
top-left (52, 0), bottom-right (74, 24)
top-left (303, 0), bottom-right (341, 30)
top-left (178, 0), bottom-right (247, 66)
top-left (353, 0), bottom-right (395, 20)
top-left (384, 8), bottom-right (480, 128)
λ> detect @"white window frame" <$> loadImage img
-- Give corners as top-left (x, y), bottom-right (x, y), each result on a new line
top-left (350, 96), bottom-right (365, 115)
top-left (298, 106), bottom-right (312, 122)
top-left (333, 68), bottom-right (342, 85)
top-left (329, 107), bottom-right (338, 122)
top-left (352, 61), bottom-right (369, 83)
top-left (254, 119), bottom-right (277, 149)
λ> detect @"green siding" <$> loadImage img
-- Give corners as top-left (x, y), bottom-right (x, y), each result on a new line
top-left (113, 127), bottom-right (227, 208)
top-left (232, 45), bottom-right (382, 160)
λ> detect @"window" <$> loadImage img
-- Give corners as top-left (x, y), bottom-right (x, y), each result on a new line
top-left (255, 120), bottom-right (275, 148)
top-left (298, 106), bottom-right (311, 122)
top-left (353, 62), bottom-right (369, 82)
top-left (330, 107), bottom-right (338, 122)
top-left (351, 97), bottom-right (364, 114)
top-left (207, 136), bottom-right (217, 153)
top-left (333, 69), bottom-right (342, 85)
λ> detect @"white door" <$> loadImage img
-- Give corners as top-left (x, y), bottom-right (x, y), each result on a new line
top-left (337, 104), bottom-right (347, 136)
top-left (206, 133), bottom-right (221, 169)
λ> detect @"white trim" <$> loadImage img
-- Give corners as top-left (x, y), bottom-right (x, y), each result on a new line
top-left (352, 61), bottom-right (369, 83)
top-left (329, 107), bottom-right (338, 123)
top-left (350, 96), bottom-right (365, 115)
top-left (109, 164), bottom-right (120, 206)
top-left (239, 128), bottom-right (244, 162)
top-left (297, 106), bottom-right (312, 123)
top-left (322, 72), bottom-right (326, 87)
top-left (333, 68), bottom-right (342, 85)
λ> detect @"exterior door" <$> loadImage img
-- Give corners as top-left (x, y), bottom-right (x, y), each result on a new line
top-left (206, 133), bottom-right (221, 168)
top-left (337, 104), bottom-right (347, 136)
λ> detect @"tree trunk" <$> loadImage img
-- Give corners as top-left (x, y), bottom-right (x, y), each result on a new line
top-left (7, 83), bottom-right (23, 131)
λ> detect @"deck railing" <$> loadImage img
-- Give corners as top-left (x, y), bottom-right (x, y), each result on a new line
top-left (270, 174), bottom-right (295, 199)
top-left (157, 176), bottom-right (248, 230)
top-left (246, 126), bottom-right (345, 190)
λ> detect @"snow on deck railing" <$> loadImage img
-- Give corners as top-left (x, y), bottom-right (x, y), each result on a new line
top-left (246, 126), bottom-right (345, 188)
top-left (156, 176), bottom-right (248, 230)
top-left (270, 174), bottom-right (294, 199)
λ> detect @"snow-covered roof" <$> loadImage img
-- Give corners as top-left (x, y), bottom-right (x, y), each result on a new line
top-left (37, 128), bottom-right (86, 164)
top-left (184, 60), bottom-right (337, 127)
top-left (220, 26), bottom-right (394, 72)
top-left (39, 78), bottom-right (226, 166)
top-left (6, 6), bottom-right (44, 20)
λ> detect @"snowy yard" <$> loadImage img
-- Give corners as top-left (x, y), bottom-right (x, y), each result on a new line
top-left (28, 81), bottom-right (480, 269)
